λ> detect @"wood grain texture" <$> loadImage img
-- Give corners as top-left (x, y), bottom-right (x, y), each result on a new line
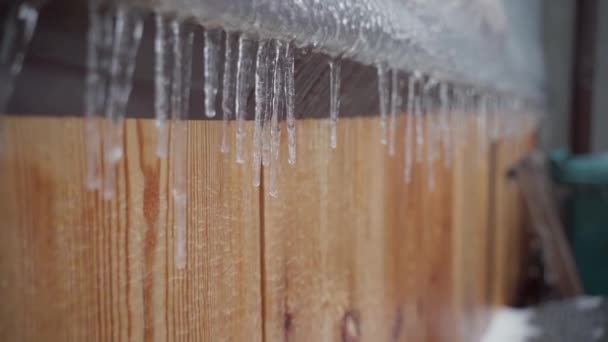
top-left (0, 114), bottom-right (535, 341)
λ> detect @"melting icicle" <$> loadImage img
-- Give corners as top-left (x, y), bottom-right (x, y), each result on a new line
top-left (203, 29), bottom-right (221, 118)
top-left (377, 63), bottom-right (389, 145)
top-left (477, 95), bottom-right (488, 156)
top-left (424, 78), bottom-right (437, 192)
top-left (221, 32), bottom-right (237, 153)
top-left (171, 21), bottom-right (194, 269)
top-left (262, 41), bottom-right (277, 167)
top-left (404, 74), bottom-right (417, 184)
top-left (329, 58), bottom-right (341, 149)
top-left (415, 77), bottom-right (424, 163)
top-left (154, 14), bottom-right (172, 158)
top-left (268, 40), bottom-right (284, 198)
top-left (235, 35), bottom-right (255, 164)
top-left (389, 70), bottom-right (401, 156)
top-left (102, 6), bottom-right (144, 199)
top-left (84, 2), bottom-right (105, 189)
top-left (0, 1), bottom-right (40, 112)
top-left (0, 1), bottom-right (40, 154)
top-left (438, 82), bottom-right (452, 169)
top-left (285, 42), bottom-right (296, 165)
top-left (252, 40), bottom-right (270, 187)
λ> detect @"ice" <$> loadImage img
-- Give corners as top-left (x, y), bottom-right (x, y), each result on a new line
top-left (0, 1), bottom-right (40, 112)
top-left (169, 20), bottom-right (194, 269)
top-left (101, 5), bottom-right (143, 199)
top-left (438, 82), bottom-right (452, 168)
top-left (268, 40), bottom-right (285, 198)
top-left (235, 34), bottom-right (255, 164)
top-left (329, 58), bottom-right (341, 149)
top-left (388, 69), bottom-right (401, 156)
top-left (404, 74), bottom-right (417, 184)
top-left (377, 63), bottom-right (389, 145)
top-left (154, 14), bottom-right (173, 158)
top-left (252, 40), bottom-right (270, 187)
top-left (203, 29), bottom-right (221, 118)
top-left (83, 2), bottom-right (104, 189)
top-left (221, 32), bottom-right (238, 153)
top-left (262, 41), bottom-right (278, 168)
top-left (285, 42), bottom-right (296, 165)
top-left (423, 78), bottom-right (437, 192)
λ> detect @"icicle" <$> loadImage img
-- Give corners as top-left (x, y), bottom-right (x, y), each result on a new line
top-left (285, 42), bottom-right (296, 165)
top-left (102, 6), bottom-right (144, 199)
top-left (424, 78), bottom-right (437, 192)
top-left (404, 74), bottom-right (417, 184)
top-left (389, 69), bottom-right (401, 156)
top-left (0, 1), bottom-right (40, 155)
top-left (414, 77), bottom-right (424, 163)
top-left (0, 1), bottom-right (40, 112)
top-left (252, 40), bottom-right (270, 187)
top-left (170, 21), bottom-right (193, 270)
top-left (235, 34), bottom-right (255, 164)
top-left (329, 58), bottom-right (341, 149)
top-left (84, 2), bottom-right (104, 189)
top-left (262, 41), bottom-right (277, 168)
top-left (477, 95), bottom-right (488, 156)
top-left (438, 82), bottom-right (452, 169)
top-left (268, 40), bottom-right (284, 198)
top-left (203, 29), bottom-right (221, 118)
top-left (377, 63), bottom-right (389, 145)
top-left (221, 32), bottom-right (237, 153)
top-left (154, 14), bottom-right (172, 158)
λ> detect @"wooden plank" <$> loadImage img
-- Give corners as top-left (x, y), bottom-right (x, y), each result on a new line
top-left (0, 114), bottom-right (535, 341)
top-left (0, 117), bottom-right (262, 342)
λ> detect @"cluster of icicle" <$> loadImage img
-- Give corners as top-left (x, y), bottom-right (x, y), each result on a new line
top-left (0, 2), bottom-right (530, 269)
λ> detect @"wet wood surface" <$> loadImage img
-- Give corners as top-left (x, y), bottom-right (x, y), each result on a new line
top-left (0, 114), bottom-right (535, 341)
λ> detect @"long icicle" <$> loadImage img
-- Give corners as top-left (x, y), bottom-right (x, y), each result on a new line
top-left (262, 41), bottom-right (277, 167)
top-left (221, 32), bottom-right (237, 153)
top-left (235, 34), bottom-right (254, 164)
top-left (377, 63), bottom-right (389, 145)
top-left (0, 1), bottom-right (40, 112)
top-left (404, 74), bottom-right (417, 184)
top-left (171, 22), bottom-right (193, 269)
top-left (414, 76), bottom-right (424, 164)
top-left (252, 40), bottom-right (269, 187)
top-left (154, 14), bottom-right (171, 158)
top-left (203, 29), bottom-right (221, 118)
top-left (285, 42), bottom-right (296, 164)
top-left (268, 40), bottom-right (284, 198)
top-left (424, 78), bottom-right (436, 192)
top-left (389, 69), bottom-right (401, 156)
top-left (329, 58), bottom-right (341, 149)
top-left (438, 82), bottom-right (452, 168)
top-left (84, 2), bottom-right (104, 189)
top-left (102, 6), bottom-right (143, 199)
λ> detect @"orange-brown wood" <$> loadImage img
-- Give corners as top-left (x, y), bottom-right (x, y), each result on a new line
top-left (0, 114), bottom-right (535, 341)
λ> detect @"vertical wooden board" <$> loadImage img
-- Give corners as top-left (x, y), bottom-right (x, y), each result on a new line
top-left (0, 118), bottom-right (262, 342)
top-left (261, 118), bottom-right (394, 341)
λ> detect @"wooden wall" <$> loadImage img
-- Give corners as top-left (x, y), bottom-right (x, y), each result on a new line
top-left (0, 114), bottom-right (535, 341)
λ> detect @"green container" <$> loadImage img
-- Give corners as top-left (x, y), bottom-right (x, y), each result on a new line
top-left (550, 149), bottom-right (608, 295)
